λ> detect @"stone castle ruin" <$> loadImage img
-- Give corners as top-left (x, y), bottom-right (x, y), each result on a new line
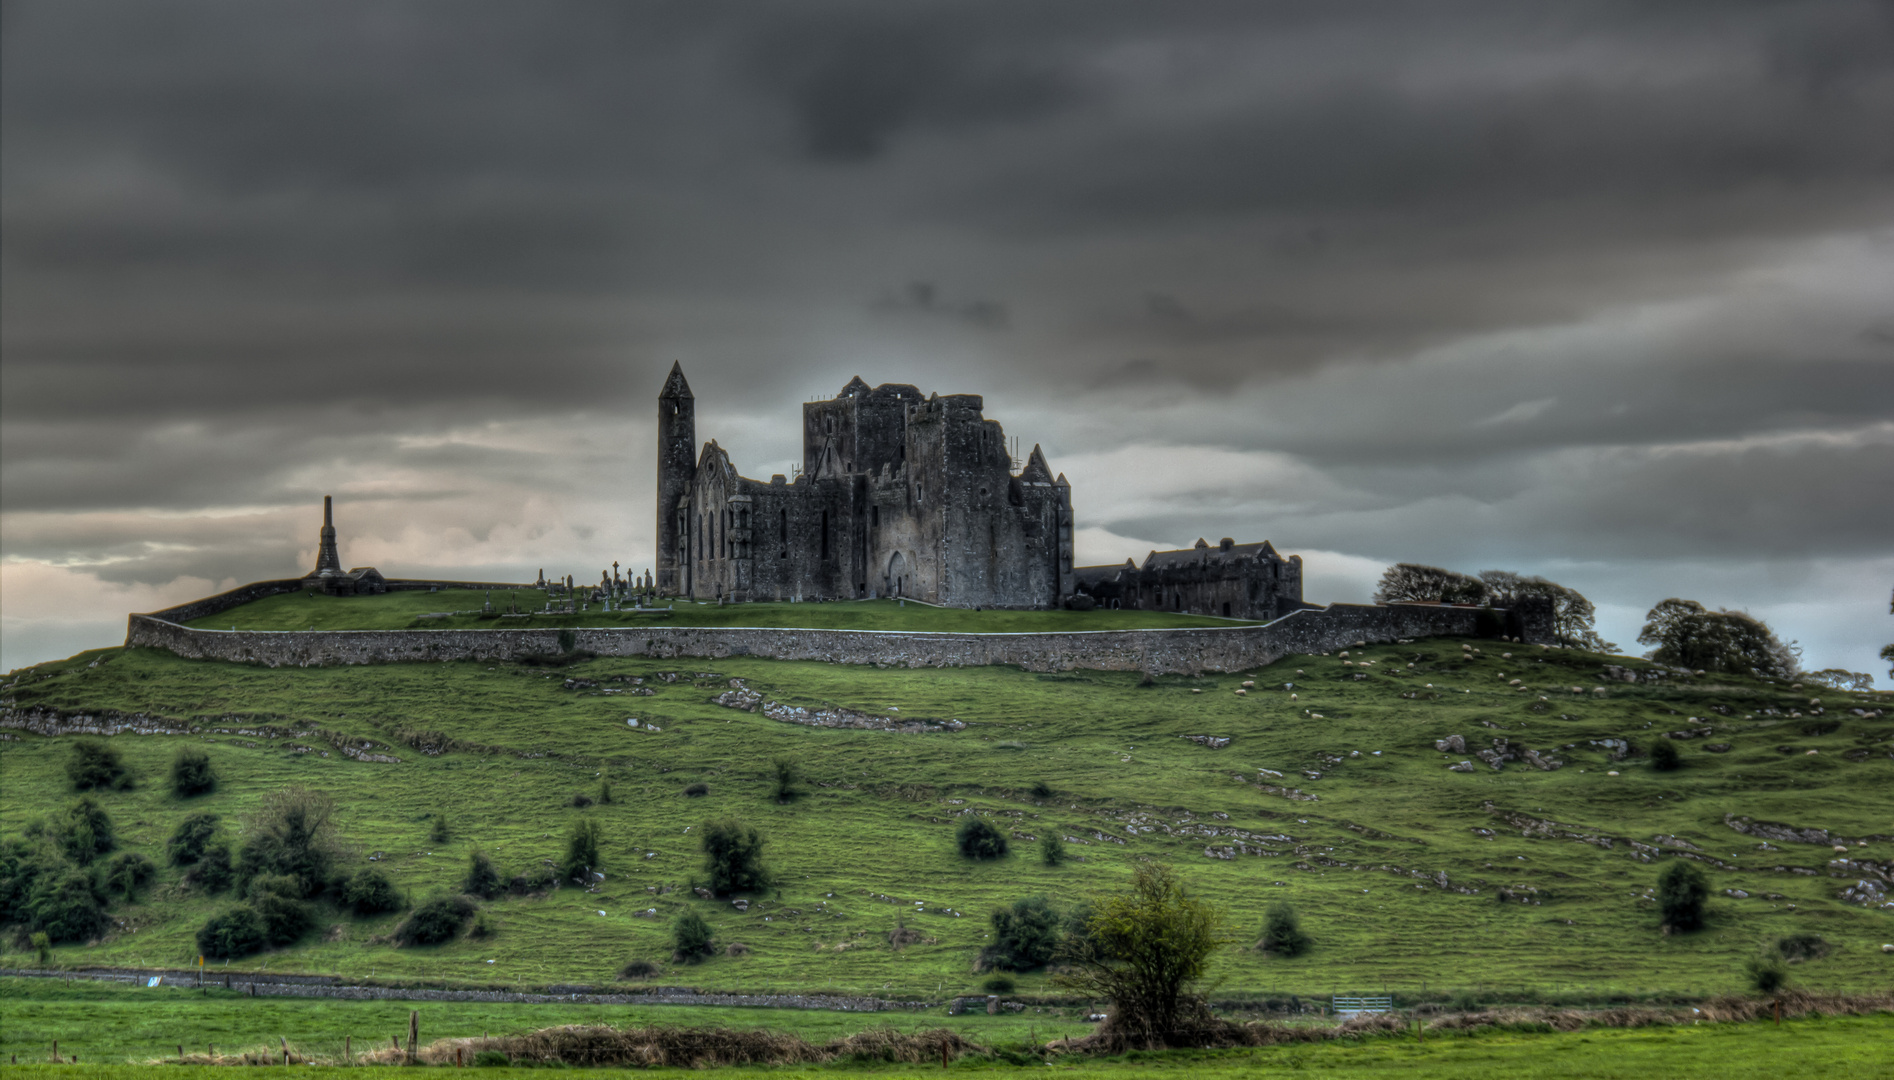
top-left (302, 496), bottom-right (386, 596)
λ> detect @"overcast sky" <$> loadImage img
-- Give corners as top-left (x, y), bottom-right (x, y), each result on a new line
top-left (3, 0), bottom-right (1891, 676)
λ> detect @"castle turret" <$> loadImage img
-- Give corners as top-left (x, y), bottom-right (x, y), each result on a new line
top-left (312, 495), bottom-right (342, 578)
top-left (656, 362), bottom-right (695, 595)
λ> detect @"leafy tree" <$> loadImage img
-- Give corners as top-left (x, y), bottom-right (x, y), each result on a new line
top-left (1479, 571), bottom-right (1617, 651)
top-left (169, 748), bottom-right (217, 797)
top-left (100, 851), bottom-right (156, 900)
top-left (770, 757), bottom-right (800, 803)
top-left (1802, 668), bottom-right (1874, 692)
top-left (395, 894), bottom-right (476, 946)
top-left (699, 818), bottom-right (769, 895)
top-left (24, 866), bottom-right (107, 943)
top-left (1638, 599), bottom-right (1799, 678)
top-left (167, 812), bottom-right (221, 865)
top-left (1258, 900), bottom-right (1311, 957)
top-left (1650, 739), bottom-right (1682, 772)
top-left (184, 841), bottom-right (234, 893)
top-left (1746, 949), bottom-right (1788, 995)
top-left (1373, 564), bottom-right (1488, 606)
top-left (248, 875), bottom-right (314, 947)
top-left (66, 740), bottom-right (132, 791)
top-left (1054, 864), bottom-right (1227, 1050)
top-left (197, 905), bottom-right (268, 959)
top-left (985, 895), bottom-right (1063, 971)
top-left (672, 909), bottom-right (715, 962)
top-left (562, 819), bottom-right (602, 881)
top-left (343, 868), bottom-right (403, 915)
top-left (463, 850), bottom-right (503, 899)
top-left (56, 797), bottom-right (116, 865)
top-left (956, 817), bottom-right (1009, 860)
top-left (236, 787), bottom-right (344, 898)
top-left (1042, 834), bottom-right (1067, 867)
top-left (1657, 861), bottom-right (1709, 933)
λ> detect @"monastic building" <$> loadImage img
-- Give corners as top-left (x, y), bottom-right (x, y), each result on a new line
top-left (301, 496), bottom-right (386, 595)
top-left (656, 364), bottom-right (1075, 607)
top-left (1072, 538), bottom-right (1305, 621)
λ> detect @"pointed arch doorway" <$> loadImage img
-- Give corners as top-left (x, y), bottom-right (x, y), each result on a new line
top-left (886, 551), bottom-right (909, 598)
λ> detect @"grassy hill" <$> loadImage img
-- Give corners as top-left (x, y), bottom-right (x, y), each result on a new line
top-left (3, 637), bottom-right (1890, 1002)
top-left (182, 590), bottom-right (1260, 633)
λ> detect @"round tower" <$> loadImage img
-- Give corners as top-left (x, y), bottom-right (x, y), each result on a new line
top-left (656, 362), bottom-right (695, 595)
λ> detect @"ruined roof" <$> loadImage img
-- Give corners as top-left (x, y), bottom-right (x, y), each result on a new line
top-left (1142, 539), bottom-right (1281, 570)
top-left (838, 376), bottom-right (871, 397)
top-left (1018, 444), bottom-right (1055, 484)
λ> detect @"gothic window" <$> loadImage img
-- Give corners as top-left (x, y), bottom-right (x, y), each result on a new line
top-left (871, 505), bottom-right (878, 528)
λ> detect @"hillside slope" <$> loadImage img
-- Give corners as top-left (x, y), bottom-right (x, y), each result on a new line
top-left (3, 639), bottom-right (1889, 998)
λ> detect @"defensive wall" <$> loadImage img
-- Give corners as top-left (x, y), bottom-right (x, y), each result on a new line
top-left (146, 577), bottom-right (535, 626)
top-left (126, 589), bottom-right (1549, 675)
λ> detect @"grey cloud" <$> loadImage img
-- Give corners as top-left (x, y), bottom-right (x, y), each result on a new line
top-left (870, 281), bottom-right (1009, 329)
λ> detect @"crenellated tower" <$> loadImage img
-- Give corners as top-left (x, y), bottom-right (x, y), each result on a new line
top-left (655, 362), bottom-right (695, 595)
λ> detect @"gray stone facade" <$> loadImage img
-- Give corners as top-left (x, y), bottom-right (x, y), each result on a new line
top-left (658, 368), bottom-right (1074, 608)
top-left (1073, 537), bottom-right (1306, 621)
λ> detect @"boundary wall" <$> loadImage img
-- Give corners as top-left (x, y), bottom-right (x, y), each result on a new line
top-left (148, 577), bottom-right (535, 626)
top-left (126, 594), bottom-right (1529, 675)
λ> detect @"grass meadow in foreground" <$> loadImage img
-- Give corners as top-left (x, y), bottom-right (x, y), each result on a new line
top-left (0, 1015), bottom-right (1886, 1077)
top-left (180, 591), bottom-right (1257, 633)
top-left (2, 638), bottom-right (1890, 1001)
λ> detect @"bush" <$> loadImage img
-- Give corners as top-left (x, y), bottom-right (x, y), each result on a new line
top-left (599, 781), bottom-right (614, 805)
top-left (509, 865), bottom-right (559, 894)
top-left (197, 905), bottom-right (267, 959)
top-left (66, 740), bottom-right (131, 791)
top-left (1030, 781), bottom-right (1053, 799)
top-left (563, 819), bottom-right (602, 880)
top-left (249, 874), bottom-right (314, 946)
top-left (1258, 901), bottom-right (1311, 957)
top-left (395, 894), bottom-right (477, 946)
top-left (1657, 861), bottom-right (1709, 933)
top-left (983, 974), bottom-right (1017, 993)
top-left (473, 1050), bottom-right (512, 1068)
top-left (429, 815), bottom-right (451, 844)
top-left (56, 797), bottom-right (116, 865)
top-left (672, 910), bottom-right (714, 962)
top-left (236, 787), bottom-right (343, 898)
top-left (1775, 933), bottom-right (1831, 962)
top-left (1746, 950), bottom-right (1789, 995)
top-left (463, 850), bottom-right (503, 899)
top-left (100, 851), bottom-right (156, 900)
top-left (1650, 739), bottom-right (1682, 772)
top-left (771, 757), bottom-right (800, 803)
top-left (683, 782), bottom-right (710, 798)
top-left (568, 793), bottom-right (595, 808)
top-left (956, 817), bottom-right (1008, 860)
top-left (343, 868), bottom-right (403, 915)
top-left (986, 896), bottom-right (1063, 971)
top-left (169, 748), bottom-right (217, 797)
top-left (32, 931), bottom-right (51, 966)
top-left (700, 818), bottom-right (769, 895)
top-left (470, 910), bottom-right (494, 938)
top-left (1042, 834), bottom-right (1067, 867)
top-left (167, 812), bottom-right (221, 865)
top-left (620, 958), bottom-right (661, 980)
top-left (557, 628), bottom-right (578, 654)
top-left (184, 842), bottom-right (234, 894)
top-left (25, 867), bottom-right (107, 943)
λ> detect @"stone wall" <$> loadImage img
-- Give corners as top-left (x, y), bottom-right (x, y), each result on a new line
top-left (127, 600), bottom-right (1518, 674)
top-left (141, 578), bottom-right (532, 626)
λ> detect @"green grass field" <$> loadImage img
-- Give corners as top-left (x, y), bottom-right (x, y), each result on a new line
top-left (181, 590), bottom-right (1258, 633)
top-left (3, 636), bottom-right (1891, 1008)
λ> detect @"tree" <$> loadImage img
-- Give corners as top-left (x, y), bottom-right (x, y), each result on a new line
top-left (167, 812), bottom-right (221, 865)
top-left (395, 894), bottom-right (476, 946)
top-left (1745, 949), bottom-right (1788, 995)
top-left (236, 787), bottom-right (344, 898)
top-left (699, 818), bottom-right (769, 895)
top-left (1638, 599), bottom-right (1799, 678)
top-left (985, 896), bottom-right (1063, 971)
top-left (463, 850), bottom-right (503, 899)
top-left (54, 797), bottom-right (116, 865)
top-left (1656, 861), bottom-right (1709, 933)
top-left (1373, 564), bottom-right (1488, 606)
top-left (1479, 571), bottom-right (1617, 652)
top-left (1258, 900), bottom-right (1311, 957)
top-left (770, 757), bottom-right (800, 803)
top-left (562, 819), bottom-right (602, 882)
top-left (1053, 863), bottom-right (1227, 1050)
top-left (101, 851), bottom-right (155, 900)
top-left (343, 868), bottom-right (403, 915)
top-left (248, 874), bottom-right (314, 947)
top-left (1042, 834), bottom-right (1067, 867)
top-left (672, 910), bottom-right (715, 962)
top-left (197, 905), bottom-right (267, 959)
top-left (1802, 668), bottom-right (1874, 692)
top-left (169, 748), bottom-right (217, 797)
top-left (956, 817), bottom-right (1009, 860)
top-left (66, 741), bottom-right (131, 791)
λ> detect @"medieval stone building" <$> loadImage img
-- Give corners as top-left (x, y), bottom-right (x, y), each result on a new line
top-left (301, 496), bottom-right (386, 595)
top-left (656, 364), bottom-right (1075, 607)
top-left (1072, 537), bottom-right (1304, 621)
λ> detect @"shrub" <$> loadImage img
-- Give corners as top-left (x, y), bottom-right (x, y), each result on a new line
top-left (563, 819), bottom-right (602, 880)
top-left (395, 895), bottom-right (477, 946)
top-left (1042, 834), bottom-right (1067, 867)
top-left (599, 781), bottom-right (614, 805)
top-left (1258, 901), bottom-right (1311, 957)
top-left (983, 974), bottom-right (1017, 993)
top-left (197, 905), bottom-right (267, 959)
top-left (167, 812), bottom-right (221, 865)
top-left (56, 797), bottom-right (116, 865)
top-left (700, 818), bottom-right (769, 895)
top-left (1746, 950), bottom-right (1789, 995)
top-left (620, 958), bottom-right (661, 980)
top-left (473, 1050), bottom-right (512, 1068)
top-left (236, 787), bottom-right (343, 898)
top-left (1657, 861), bottom-right (1709, 933)
top-left (1064, 594), bottom-right (1096, 611)
top-left (343, 868), bottom-right (403, 915)
top-left (184, 842), bottom-right (234, 894)
top-left (683, 783), bottom-right (710, 798)
top-left (25, 867), bottom-right (107, 943)
top-left (510, 865), bottom-right (559, 894)
top-left (986, 896), bottom-right (1063, 971)
top-left (1030, 781), bottom-right (1053, 799)
top-left (956, 817), bottom-right (1008, 860)
top-left (1775, 933), bottom-right (1830, 962)
top-left (100, 851), bottom-right (156, 900)
top-left (249, 874), bottom-right (314, 946)
top-left (771, 757), bottom-right (800, 803)
top-left (66, 740), bottom-right (131, 791)
top-left (470, 911), bottom-right (494, 938)
top-left (557, 628), bottom-right (578, 654)
top-left (32, 931), bottom-right (51, 966)
top-left (1650, 739), bottom-right (1682, 772)
top-left (568, 793), bottom-right (595, 808)
top-left (429, 815), bottom-right (451, 844)
top-left (672, 910), bottom-right (714, 962)
top-left (169, 748), bottom-right (217, 797)
top-left (463, 850), bottom-right (503, 899)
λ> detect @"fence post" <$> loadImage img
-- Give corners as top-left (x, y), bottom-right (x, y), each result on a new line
top-left (409, 1010), bottom-right (419, 1062)
top-left (346, 1036), bottom-right (351, 1063)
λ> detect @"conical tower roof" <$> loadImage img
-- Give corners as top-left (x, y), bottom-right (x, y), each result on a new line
top-left (660, 361), bottom-right (693, 399)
